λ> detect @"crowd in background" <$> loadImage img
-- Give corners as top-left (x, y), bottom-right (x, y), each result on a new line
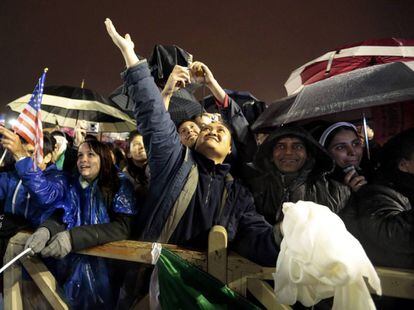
top-left (0, 19), bottom-right (413, 309)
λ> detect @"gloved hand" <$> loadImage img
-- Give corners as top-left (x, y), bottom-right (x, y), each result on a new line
top-left (41, 230), bottom-right (72, 259)
top-left (25, 227), bottom-right (51, 255)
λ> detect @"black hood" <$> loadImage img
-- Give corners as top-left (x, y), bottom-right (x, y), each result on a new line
top-left (253, 126), bottom-right (335, 176)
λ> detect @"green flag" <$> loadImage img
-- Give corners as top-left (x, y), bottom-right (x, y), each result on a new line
top-left (151, 248), bottom-right (260, 309)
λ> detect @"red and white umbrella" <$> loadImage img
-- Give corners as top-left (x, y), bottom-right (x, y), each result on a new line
top-left (285, 38), bottom-right (414, 95)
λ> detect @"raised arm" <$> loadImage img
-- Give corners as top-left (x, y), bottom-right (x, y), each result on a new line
top-left (161, 65), bottom-right (191, 110)
top-left (105, 18), bottom-right (182, 182)
top-left (105, 18), bottom-right (139, 69)
top-left (190, 61), bottom-right (257, 163)
top-left (190, 61), bottom-right (226, 103)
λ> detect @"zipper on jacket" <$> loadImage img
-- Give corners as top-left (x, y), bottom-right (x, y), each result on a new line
top-left (204, 171), bottom-right (215, 206)
top-left (24, 193), bottom-right (30, 218)
top-left (12, 180), bottom-right (23, 214)
top-left (204, 176), bottom-right (212, 206)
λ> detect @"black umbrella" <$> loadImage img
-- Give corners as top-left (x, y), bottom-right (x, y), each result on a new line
top-left (109, 43), bottom-right (203, 126)
top-left (8, 85), bottom-right (136, 132)
top-left (109, 84), bottom-right (202, 126)
top-left (203, 89), bottom-right (266, 125)
top-left (252, 61), bottom-right (414, 132)
top-left (148, 44), bottom-right (193, 87)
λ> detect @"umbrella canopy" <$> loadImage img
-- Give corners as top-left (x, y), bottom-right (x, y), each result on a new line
top-left (148, 44), bottom-right (193, 87)
top-left (252, 61), bottom-right (414, 132)
top-left (285, 38), bottom-right (414, 95)
top-left (203, 89), bottom-right (266, 125)
top-left (109, 44), bottom-right (202, 126)
top-left (110, 84), bottom-right (202, 126)
top-left (8, 85), bottom-right (136, 132)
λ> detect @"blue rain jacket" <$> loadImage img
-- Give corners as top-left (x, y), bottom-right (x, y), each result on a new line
top-left (55, 173), bottom-right (137, 310)
top-left (0, 157), bottom-right (69, 227)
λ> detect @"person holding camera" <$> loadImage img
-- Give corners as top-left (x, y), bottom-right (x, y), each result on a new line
top-left (104, 18), bottom-right (279, 268)
top-left (319, 122), bottom-right (369, 192)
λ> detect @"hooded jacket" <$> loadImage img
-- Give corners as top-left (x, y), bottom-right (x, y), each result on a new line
top-left (247, 127), bottom-right (351, 225)
top-left (122, 61), bottom-right (278, 266)
top-left (348, 168), bottom-right (414, 269)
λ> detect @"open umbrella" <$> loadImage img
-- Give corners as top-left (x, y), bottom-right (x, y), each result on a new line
top-left (109, 84), bottom-right (202, 126)
top-left (203, 89), bottom-right (266, 125)
top-left (252, 61), bottom-right (414, 132)
top-left (285, 38), bottom-right (414, 95)
top-left (109, 44), bottom-right (203, 126)
top-left (8, 85), bottom-right (136, 132)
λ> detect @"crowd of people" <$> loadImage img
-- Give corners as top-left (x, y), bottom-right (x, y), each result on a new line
top-left (0, 18), bottom-right (413, 309)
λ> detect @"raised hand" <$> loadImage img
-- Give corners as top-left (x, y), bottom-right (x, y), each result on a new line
top-left (0, 126), bottom-right (28, 160)
top-left (189, 61), bottom-right (213, 85)
top-left (190, 61), bottom-right (226, 103)
top-left (105, 18), bottom-right (139, 68)
top-left (161, 65), bottom-right (192, 109)
top-left (162, 65), bottom-right (191, 94)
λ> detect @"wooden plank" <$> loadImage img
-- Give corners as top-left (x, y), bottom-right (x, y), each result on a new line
top-left (374, 266), bottom-right (414, 300)
top-left (3, 240), bottom-right (24, 310)
top-left (207, 226), bottom-right (228, 283)
top-left (247, 278), bottom-right (292, 310)
top-left (9, 232), bottom-right (414, 302)
top-left (9, 232), bottom-right (207, 270)
top-left (21, 256), bottom-right (68, 310)
top-left (77, 240), bottom-right (207, 270)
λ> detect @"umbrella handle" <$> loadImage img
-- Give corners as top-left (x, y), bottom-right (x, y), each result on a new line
top-left (362, 113), bottom-right (371, 160)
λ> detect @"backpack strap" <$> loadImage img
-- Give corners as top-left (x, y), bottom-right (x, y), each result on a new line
top-left (158, 164), bottom-right (199, 243)
top-left (216, 173), bottom-right (233, 222)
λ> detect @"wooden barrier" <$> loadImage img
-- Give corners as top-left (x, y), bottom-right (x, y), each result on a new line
top-left (3, 227), bottom-right (414, 309)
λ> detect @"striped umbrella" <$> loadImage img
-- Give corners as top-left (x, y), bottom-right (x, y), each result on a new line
top-left (8, 85), bottom-right (136, 132)
top-left (285, 38), bottom-right (414, 96)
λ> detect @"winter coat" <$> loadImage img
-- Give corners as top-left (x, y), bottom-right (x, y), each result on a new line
top-left (218, 96), bottom-right (257, 165)
top-left (247, 127), bottom-right (351, 225)
top-left (47, 172), bottom-right (138, 310)
top-left (347, 169), bottom-right (414, 269)
top-left (123, 61), bottom-right (278, 266)
top-left (0, 157), bottom-right (69, 228)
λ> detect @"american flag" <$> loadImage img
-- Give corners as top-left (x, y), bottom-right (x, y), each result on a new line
top-left (12, 69), bottom-right (48, 168)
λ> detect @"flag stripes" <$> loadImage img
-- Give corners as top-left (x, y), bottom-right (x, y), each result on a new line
top-left (12, 70), bottom-right (47, 168)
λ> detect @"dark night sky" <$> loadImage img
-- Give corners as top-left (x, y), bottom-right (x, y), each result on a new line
top-left (1, 0), bottom-right (413, 114)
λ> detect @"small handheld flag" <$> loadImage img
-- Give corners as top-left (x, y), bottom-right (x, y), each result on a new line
top-left (12, 69), bottom-right (48, 168)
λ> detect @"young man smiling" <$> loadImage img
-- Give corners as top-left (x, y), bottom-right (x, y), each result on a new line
top-left (106, 19), bottom-right (278, 266)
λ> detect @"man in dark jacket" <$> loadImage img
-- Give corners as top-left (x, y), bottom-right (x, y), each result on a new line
top-left (348, 128), bottom-right (414, 269)
top-left (106, 19), bottom-right (278, 266)
top-left (247, 127), bottom-right (351, 229)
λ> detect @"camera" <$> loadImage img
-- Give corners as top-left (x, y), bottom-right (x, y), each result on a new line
top-left (343, 165), bottom-right (359, 177)
top-left (87, 122), bottom-right (99, 133)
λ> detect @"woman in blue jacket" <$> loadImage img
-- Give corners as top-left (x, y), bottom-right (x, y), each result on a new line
top-left (26, 140), bottom-right (137, 309)
top-left (0, 128), bottom-right (68, 246)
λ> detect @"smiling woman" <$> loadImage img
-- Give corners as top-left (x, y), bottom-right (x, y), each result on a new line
top-left (25, 139), bottom-right (138, 309)
top-left (77, 143), bottom-right (101, 182)
top-left (319, 122), bottom-right (368, 192)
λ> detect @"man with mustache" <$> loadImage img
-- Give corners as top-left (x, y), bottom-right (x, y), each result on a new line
top-left (247, 126), bottom-right (351, 242)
